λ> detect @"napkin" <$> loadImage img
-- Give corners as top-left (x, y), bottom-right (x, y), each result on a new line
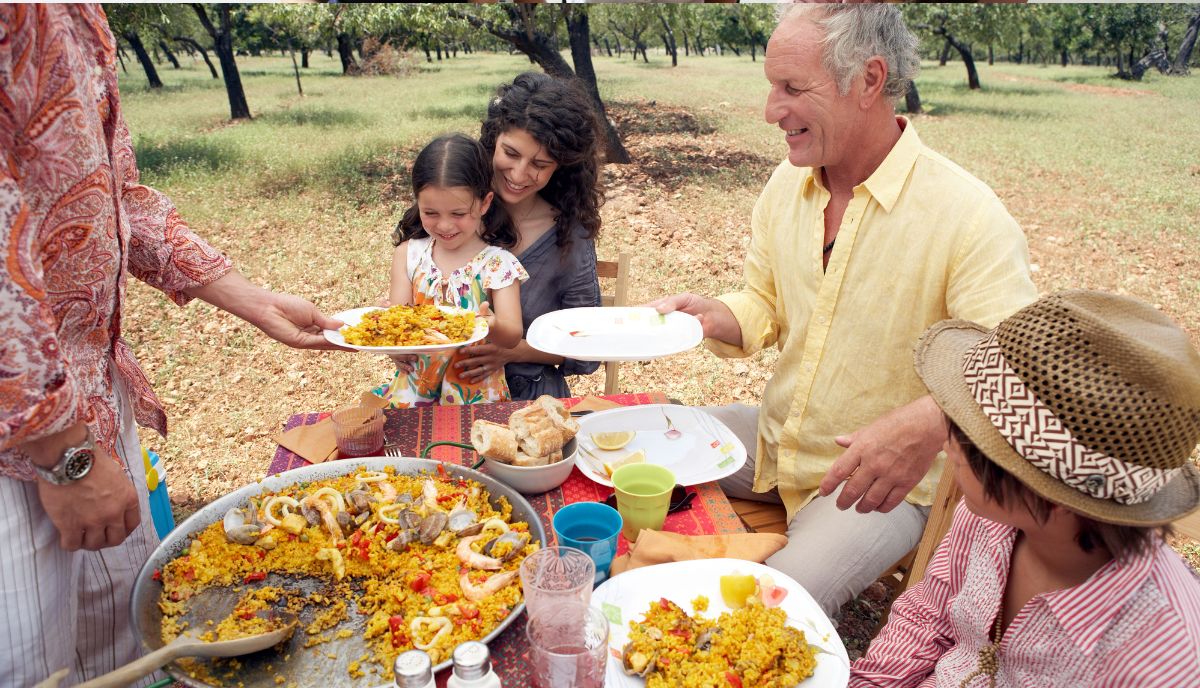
top-left (609, 529), bottom-right (788, 576)
top-left (567, 394), bottom-right (625, 414)
top-left (272, 392), bottom-right (389, 464)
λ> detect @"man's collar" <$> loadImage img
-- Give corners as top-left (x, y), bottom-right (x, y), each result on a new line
top-left (861, 116), bottom-right (920, 213)
top-left (801, 117), bottom-right (921, 212)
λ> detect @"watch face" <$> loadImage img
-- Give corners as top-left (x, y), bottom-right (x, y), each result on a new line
top-left (64, 448), bottom-right (94, 481)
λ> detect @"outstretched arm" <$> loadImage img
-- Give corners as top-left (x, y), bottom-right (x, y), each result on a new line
top-left (185, 271), bottom-right (345, 350)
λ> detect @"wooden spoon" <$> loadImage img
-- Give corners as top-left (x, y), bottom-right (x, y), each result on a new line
top-left (70, 611), bottom-right (298, 688)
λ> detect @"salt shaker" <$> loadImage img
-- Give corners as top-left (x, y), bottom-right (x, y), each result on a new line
top-left (394, 649), bottom-right (437, 688)
top-left (446, 641), bottom-right (502, 688)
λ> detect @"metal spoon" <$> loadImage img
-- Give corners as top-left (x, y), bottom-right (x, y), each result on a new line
top-left (65, 610), bottom-right (298, 688)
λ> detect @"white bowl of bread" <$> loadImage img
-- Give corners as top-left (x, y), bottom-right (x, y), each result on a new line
top-left (470, 396), bottom-right (579, 494)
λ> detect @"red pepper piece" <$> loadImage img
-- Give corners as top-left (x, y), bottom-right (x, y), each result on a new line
top-left (243, 571), bottom-right (267, 584)
top-left (725, 672), bottom-right (743, 688)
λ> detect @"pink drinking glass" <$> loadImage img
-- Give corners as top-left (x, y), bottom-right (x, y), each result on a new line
top-left (526, 602), bottom-right (609, 688)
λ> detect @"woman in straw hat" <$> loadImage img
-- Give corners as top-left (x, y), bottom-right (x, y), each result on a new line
top-left (851, 290), bottom-right (1200, 687)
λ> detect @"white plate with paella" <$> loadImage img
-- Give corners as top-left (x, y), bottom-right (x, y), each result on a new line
top-left (573, 405), bottom-right (746, 488)
top-left (325, 304), bottom-right (489, 354)
top-left (594, 559), bottom-right (849, 688)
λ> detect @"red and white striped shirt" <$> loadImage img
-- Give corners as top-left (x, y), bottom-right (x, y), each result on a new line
top-left (851, 503), bottom-right (1200, 687)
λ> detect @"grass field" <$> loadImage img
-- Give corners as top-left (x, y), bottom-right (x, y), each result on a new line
top-left (116, 49), bottom-right (1200, 575)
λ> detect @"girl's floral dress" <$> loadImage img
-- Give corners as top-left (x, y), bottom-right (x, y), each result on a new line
top-left (377, 237), bottom-right (528, 407)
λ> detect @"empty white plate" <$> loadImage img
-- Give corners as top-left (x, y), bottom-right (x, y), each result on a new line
top-left (526, 307), bottom-right (702, 362)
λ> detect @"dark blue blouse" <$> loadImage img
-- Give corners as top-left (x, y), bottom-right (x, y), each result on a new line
top-left (506, 222), bottom-right (602, 399)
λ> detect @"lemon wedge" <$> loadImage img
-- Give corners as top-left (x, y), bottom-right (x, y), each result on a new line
top-left (591, 431), bottom-right (635, 451)
top-left (603, 450), bottom-right (646, 477)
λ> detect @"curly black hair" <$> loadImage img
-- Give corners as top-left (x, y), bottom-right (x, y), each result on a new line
top-left (394, 133), bottom-right (517, 250)
top-left (480, 72), bottom-right (605, 248)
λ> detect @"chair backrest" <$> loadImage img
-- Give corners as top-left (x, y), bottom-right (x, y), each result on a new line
top-left (899, 458), bottom-right (961, 592)
top-left (1175, 507), bottom-right (1200, 542)
top-left (596, 253), bottom-right (631, 394)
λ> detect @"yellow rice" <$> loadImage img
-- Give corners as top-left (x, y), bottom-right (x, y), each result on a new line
top-left (624, 597), bottom-right (817, 687)
top-left (157, 467), bottom-right (536, 681)
top-left (341, 304), bottom-right (476, 347)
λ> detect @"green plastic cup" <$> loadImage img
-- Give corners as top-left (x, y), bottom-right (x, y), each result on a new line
top-left (611, 463), bottom-right (675, 542)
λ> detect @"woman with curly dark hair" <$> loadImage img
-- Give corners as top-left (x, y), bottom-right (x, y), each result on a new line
top-left (455, 72), bottom-right (606, 400)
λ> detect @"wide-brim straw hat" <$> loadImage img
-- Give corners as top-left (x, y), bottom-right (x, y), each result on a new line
top-left (915, 290), bottom-right (1200, 526)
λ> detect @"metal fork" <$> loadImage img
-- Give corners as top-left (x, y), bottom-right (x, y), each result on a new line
top-left (383, 444), bottom-right (403, 457)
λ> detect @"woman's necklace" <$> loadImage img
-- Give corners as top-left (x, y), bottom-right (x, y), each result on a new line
top-left (958, 610), bottom-right (1004, 688)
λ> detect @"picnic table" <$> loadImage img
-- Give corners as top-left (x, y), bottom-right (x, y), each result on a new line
top-left (269, 393), bottom-right (746, 686)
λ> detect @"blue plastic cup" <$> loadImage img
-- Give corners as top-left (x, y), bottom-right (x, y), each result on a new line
top-left (552, 502), bottom-right (623, 586)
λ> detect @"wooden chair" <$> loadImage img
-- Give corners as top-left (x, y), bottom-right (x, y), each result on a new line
top-left (1176, 507), bottom-right (1200, 542)
top-left (596, 253), bottom-right (631, 394)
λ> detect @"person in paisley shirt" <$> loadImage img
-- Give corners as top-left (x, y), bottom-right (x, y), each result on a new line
top-left (0, 6), bottom-right (343, 684)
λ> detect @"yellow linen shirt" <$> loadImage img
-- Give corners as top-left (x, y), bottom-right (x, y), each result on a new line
top-left (708, 119), bottom-right (1037, 520)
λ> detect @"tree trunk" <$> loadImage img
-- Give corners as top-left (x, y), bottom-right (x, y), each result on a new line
top-left (158, 40), bottom-right (181, 69)
top-left (604, 38), bottom-right (612, 58)
top-left (125, 31), bottom-right (163, 88)
top-left (750, 40), bottom-right (757, 62)
top-left (658, 14), bottom-right (677, 67)
top-left (1129, 48), bottom-right (1169, 80)
top-left (288, 39), bottom-right (303, 96)
top-left (192, 4), bottom-right (251, 120)
top-left (905, 80), bottom-right (922, 114)
top-left (939, 38), bottom-right (951, 66)
top-left (936, 28), bottom-right (980, 89)
top-left (301, 47), bottom-right (310, 69)
top-left (1061, 49), bottom-right (1069, 67)
top-left (1171, 8), bottom-right (1200, 75)
top-left (988, 44), bottom-right (993, 66)
top-left (336, 32), bottom-right (358, 74)
top-left (436, 44), bottom-right (443, 61)
top-left (116, 46), bottom-right (127, 74)
top-left (174, 37), bottom-right (219, 79)
top-left (564, 7), bottom-right (631, 164)
top-left (682, 32), bottom-right (689, 57)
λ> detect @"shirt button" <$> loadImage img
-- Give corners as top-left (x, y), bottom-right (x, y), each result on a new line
top-left (804, 363), bottom-right (814, 372)
top-left (817, 315), bottom-right (828, 324)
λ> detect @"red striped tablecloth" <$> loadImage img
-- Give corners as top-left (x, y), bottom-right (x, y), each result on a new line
top-left (268, 394), bottom-right (745, 685)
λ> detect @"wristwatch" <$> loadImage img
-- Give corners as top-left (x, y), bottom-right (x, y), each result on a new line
top-left (34, 433), bottom-right (96, 485)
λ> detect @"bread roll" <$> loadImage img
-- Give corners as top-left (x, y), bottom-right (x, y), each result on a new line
top-left (556, 417), bottom-right (580, 443)
top-left (535, 395), bottom-right (570, 422)
top-left (513, 451), bottom-right (550, 467)
top-left (519, 425), bottom-right (565, 457)
top-left (544, 449), bottom-right (564, 465)
top-left (470, 420), bottom-right (518, 464)
top-left (509, 405), bottom-right (557, 439)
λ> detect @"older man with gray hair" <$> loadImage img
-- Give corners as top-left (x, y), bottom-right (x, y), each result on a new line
top-left (653, 4), bottom-right (1037, 616)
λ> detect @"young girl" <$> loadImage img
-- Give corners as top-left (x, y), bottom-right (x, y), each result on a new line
top-left (380, 133), bottom-right (527, 407)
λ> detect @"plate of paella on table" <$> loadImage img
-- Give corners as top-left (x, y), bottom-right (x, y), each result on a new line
top-left (592, 559), bottom-right (850, 688)
top-left (325, 304), bottom-right (489, 354)
top-left (131, 458), bottom-right (544, 687)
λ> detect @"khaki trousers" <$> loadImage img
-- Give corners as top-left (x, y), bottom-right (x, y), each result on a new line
top-left (706, 403), bottom-right (929, 618)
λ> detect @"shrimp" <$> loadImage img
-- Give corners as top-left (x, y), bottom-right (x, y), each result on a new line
top-left (423, 479), bottom-right (440, 512)
top-left (456, 534), bottom-right (503, 570)
top-left (377, 481), bottom-right (398, 504)
top-left (458, 570), bottom-right (519, 602)
top-left (302, 494), bottom-right (343, 544)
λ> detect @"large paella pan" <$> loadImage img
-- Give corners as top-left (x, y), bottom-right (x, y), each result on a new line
top-left (130, 457), bottom-right (546, 687)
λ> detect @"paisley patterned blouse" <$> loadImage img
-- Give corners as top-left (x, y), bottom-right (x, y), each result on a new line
top-left (0, 5), bottom-right (233, 480)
